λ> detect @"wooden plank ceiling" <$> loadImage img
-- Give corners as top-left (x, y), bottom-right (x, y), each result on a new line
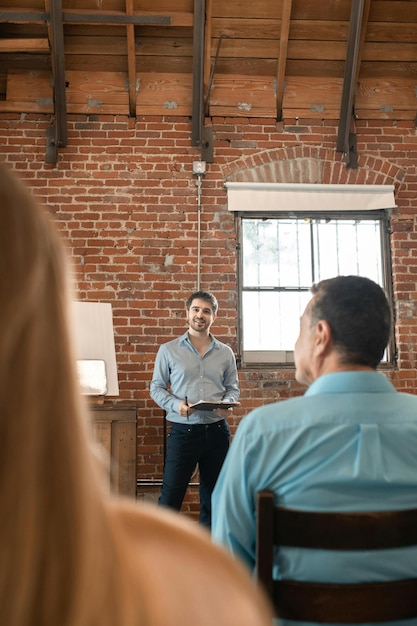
top-left (0, 0), bottom-right (417, 162)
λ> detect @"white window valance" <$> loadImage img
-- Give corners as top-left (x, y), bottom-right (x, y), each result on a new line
top-left (225, 182), bottom-right (396, 213)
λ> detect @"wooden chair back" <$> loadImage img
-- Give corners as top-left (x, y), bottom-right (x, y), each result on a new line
top-left (256, 490), bottom-right (417, 623)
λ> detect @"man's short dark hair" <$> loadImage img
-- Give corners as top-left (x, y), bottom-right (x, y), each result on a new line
top-left (186, 291), bottom-right (218, 315)
top-left (310, 275), bottom-right (391, 368)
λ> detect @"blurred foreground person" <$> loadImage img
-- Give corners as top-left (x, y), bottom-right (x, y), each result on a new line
top-left (0, 164), bottom-right (273, 626)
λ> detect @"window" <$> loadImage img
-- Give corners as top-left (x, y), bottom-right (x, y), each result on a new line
top-left (237, 211), bottom-right (393, 366)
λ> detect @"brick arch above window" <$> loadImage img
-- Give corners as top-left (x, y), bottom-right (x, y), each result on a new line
top-left (221, 146), bottom-right (406, 190)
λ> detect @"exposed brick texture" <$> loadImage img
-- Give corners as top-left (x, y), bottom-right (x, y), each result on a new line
top-left (1, 113), bottom-right (416, 519)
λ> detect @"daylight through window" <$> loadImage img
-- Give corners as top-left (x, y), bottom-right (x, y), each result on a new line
top-left (238, 213), bottom-right (392, 365)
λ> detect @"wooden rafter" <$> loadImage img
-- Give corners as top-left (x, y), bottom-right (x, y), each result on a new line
top-left (337, 0), bottom-right (370, 166)
top-left (0, 8), bottom-right (179, 27)
top-left (203, 0), bottom-right (212, 107)
top-left (126, 0), bottom-right (137, 117)
top-left (355, 0), bottom-right (371, 86)
top-left (62, 10), bottom-right (173, 26)
top-left (191, 0), bottom-right (205, 147)
top-left (276, 0), bottom-right (292, 121)
top-left (44, 0), bottom-right (67, 158)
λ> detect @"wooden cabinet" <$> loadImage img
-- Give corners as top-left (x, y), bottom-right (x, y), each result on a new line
top-left (90, 406), bottom-right (137, 498)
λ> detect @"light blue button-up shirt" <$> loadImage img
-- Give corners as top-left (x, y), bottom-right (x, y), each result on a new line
top-left (150, 331), bottom-right (239, 424)
top-left (212, 371), bottom-right (417, 626)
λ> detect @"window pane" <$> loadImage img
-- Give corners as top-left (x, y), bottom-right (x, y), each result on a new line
top-left (312, 219), bottom-right (382, 283)
top-left (240, 215), bottom-right (389, 360)
top-left (242, 218), bottom-right (312, 288)
top-left (242, 291), bottom-right (311, 350)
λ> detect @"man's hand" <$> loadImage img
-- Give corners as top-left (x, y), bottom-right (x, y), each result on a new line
top-left (178, 400), bottom-right (193, 419)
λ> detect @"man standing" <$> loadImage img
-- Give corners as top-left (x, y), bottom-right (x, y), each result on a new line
top-left (150, 290), bottom-right (239, 528)
top-left (212, 275), bottom-right (417, 625)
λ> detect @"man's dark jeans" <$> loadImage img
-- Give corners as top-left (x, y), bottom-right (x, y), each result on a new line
top-left (159, 419), bottom-right (230, 528)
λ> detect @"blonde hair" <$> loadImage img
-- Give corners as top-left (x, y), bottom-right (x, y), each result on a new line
top-left (0, 165), bottom-right (136, 625)
top-left (0, 164), bottom-right (273, 626)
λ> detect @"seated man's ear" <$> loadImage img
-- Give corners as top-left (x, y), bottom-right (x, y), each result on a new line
top-left (314, 320), bottom-right (332, 355)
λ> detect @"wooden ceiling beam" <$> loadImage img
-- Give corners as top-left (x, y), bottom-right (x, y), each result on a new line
top-left (355, 0), bottom-right (371, 85)
top-left (126, 0), bottom-right (137, 117)
top-left (0, 10), bottom-right (47, 23)
top-left (336, 0), bottom-right (370, 166)
top-left (62, 11), bottom-right (172, 26)
top-left (191, 0), bottom-right (205, 148)
top-left (203, 0), bottom-right (212, 104)
top-left (0, 8), bottom-right (195, 27)
top-left (276, 0), bottom-right (292, 121)
top-left (45, 0), bottom-right (67, 162)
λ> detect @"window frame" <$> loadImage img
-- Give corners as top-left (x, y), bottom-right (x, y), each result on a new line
top-left (235, 209), bottom-right (395, 369)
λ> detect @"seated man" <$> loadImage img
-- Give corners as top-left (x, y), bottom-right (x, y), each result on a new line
top-left (212, 275), bottom-right (417, 626)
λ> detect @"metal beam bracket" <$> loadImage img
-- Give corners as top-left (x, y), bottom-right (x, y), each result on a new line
top-left (45, 125), bottom-right (58, 163)
top-left (347, 131), bottom-right (358, 169)
top-left (201, 125), bottom-right (213, 163)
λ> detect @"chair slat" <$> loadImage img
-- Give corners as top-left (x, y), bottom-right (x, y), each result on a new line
top-left (274, 506), bottom-right (417, 550)
top-left (274, 579), bottom-right (417, 623)
top-left (256, 491), bottom-right (417, 623)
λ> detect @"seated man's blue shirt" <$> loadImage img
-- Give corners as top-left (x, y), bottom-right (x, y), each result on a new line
top-left (211, 371), bottom-right (417, 626)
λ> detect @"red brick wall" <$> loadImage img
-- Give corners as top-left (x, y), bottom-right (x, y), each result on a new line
top-left (1, 112), bottom-right (417, 517)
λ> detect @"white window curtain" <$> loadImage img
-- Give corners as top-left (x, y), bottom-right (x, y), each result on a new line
top-left (225, 182), bottom-right (396, 213)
